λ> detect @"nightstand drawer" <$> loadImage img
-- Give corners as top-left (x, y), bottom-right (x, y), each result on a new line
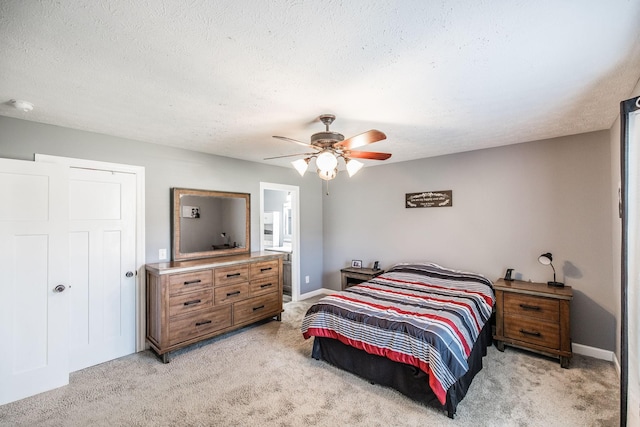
top-left (504, 293), bottom-right (559, 322)
top-left (504, 316), bottom-right (559, 349)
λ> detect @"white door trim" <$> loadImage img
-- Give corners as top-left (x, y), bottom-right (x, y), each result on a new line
top-left (35, 154), bottom-right (147, 351)
top-left (260, 182), bottom-right (300, 302)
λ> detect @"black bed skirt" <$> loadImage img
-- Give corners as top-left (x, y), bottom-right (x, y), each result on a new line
top-left (311, 321), bottom-right (493, 418)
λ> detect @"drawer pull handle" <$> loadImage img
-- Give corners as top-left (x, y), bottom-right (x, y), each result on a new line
top-left (195, 320), bottom-right (212, 326)
top-left (260, 283), bottom-right (273, 289)
top-left (226, 290), bottom-right (241, 297)
top-left (226, 273), bottom-right (241, 278)
top-left (253, 305), bottom-right (265, 311)
top-left (260, 267), bottom-right (272, 272)
top-left (519, 329), bottom-right (541, 337)
top-left (184, 279), bottom-right (202, 285)
top-left (519, 304), bottom-right (541, 311)
top-left (183, 299), bottom-right (201, 306)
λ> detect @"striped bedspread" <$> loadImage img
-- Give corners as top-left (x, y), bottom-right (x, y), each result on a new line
top-left (301, 263), bottom-right (494, 405)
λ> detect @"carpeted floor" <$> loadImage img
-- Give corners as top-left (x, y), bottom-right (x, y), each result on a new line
top-left (0, 299), bottom-right (619, 426)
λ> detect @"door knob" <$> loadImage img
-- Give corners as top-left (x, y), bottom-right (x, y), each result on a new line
top-left (53, 284), bottom-right (66, 293)
top-left (125, 271), bottom-right (134, 278)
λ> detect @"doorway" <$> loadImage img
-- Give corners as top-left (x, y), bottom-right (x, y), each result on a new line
top-left (260, 183), bottom-right (300, 302)
top-left (0, 154), bottom-right (145, 405)
top-left (36, 154), bottom-right (146, 354)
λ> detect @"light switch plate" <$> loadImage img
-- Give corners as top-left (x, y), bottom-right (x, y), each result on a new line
top-left (159, 248), bottom-right (167, 260)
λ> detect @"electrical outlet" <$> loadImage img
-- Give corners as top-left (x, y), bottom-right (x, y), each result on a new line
top-left (305, 275), bottom-right (310, 284)
top-left (159, 248), bottom-right (167, 260)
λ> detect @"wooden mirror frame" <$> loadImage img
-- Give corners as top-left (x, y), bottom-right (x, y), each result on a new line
top-left (171, 188), bottom-right (250, 261)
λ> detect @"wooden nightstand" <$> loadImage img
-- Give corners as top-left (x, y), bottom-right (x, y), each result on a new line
top-left (341, 267), bottom-right (385, 290)
top-left (493, 278), bottom-right (573, 368)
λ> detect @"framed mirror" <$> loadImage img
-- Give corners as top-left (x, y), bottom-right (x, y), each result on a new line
top-left (171, 188), bottom-right (250, 261)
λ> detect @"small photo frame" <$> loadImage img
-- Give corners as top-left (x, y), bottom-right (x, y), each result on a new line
top-left (182, 205), bottom-right (200, 218)
top-left (351, 260), bottom-right (362, 268)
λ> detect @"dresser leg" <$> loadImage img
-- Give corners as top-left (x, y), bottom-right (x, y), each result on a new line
top-left (152, 350), bottom-right (170, 364)
top-left (275, 314), bottom-right (282, 321)
top-left (560, 356), bottom-right (570, 369)
top-left (495, 341), bottom-right (505, 352)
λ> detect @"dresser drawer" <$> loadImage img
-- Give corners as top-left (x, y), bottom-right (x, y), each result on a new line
top-left (249, 275), bottom-right (279, 297)
top-left (168, 270), bottom-right (212, 296)
top-left (169, 289), bottom-right (213, 317)
top-left (214, 282), bottom-right (249, 305)
top-left (215, 265), bottom-right (249, 286)
top-left (504, 316), bottom-right (560, 349)
top-left (169, 305), bottom-right (232, 346)
top-left (250, 260), bottom-right (279, 280)
top-left (504, 293), bottom-right (559, 322)
top-left (233, 292), bottom-right (281, 325)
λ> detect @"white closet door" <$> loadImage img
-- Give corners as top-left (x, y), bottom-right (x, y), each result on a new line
top-left (0, 158), bottom-right (69, 405)
top-left (68, 167), bottom-right (137, 372)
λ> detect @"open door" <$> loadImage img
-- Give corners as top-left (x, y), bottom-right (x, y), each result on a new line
top-left (0, 158), bottom-right (69, 405)
top-left (620, 95), bottom-right (640, 426)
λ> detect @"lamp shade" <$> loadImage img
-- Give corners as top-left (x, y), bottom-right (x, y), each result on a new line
top-left (346, 159), bottom-right (364, 177)
top-left (291, 158), bottom-right (309, 176)
top-left (538, 252), bottom-right (552, 265)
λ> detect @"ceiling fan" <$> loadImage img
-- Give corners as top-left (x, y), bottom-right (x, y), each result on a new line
top-left (265, 114), bottom-right (391, 181)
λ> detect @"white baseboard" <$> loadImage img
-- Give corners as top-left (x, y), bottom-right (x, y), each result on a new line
top-left (572, 343), bottom-right (615, 363)
top-left (572, 343), bottom-right (621, 378)
top-left (298, 287), bottom-right (334, 300)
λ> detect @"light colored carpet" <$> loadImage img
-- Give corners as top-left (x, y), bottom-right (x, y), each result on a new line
top-left (0, 299), bottom-right (619, 427)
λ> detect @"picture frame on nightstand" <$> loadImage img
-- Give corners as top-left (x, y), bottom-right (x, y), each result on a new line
top-left (351, 260), bottom-right (362, 268)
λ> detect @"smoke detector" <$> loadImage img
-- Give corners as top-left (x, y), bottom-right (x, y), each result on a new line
top-left (10, 99), bottom-right (34, 112)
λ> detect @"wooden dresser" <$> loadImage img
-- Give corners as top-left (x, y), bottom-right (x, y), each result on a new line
top-left (493, 278), bottom-right (573, 368)
top-left (146, 251), bottom-right (284, 362)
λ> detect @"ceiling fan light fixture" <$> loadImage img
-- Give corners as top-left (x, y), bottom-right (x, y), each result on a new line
top-left (346, 158), bottom-right (364, 177)
top-left (291, 158), bottom-right (310, 176)
top-left (270, 114), bottom-right (391, 184)
top-left (315, 151), bottom-right (338, 172)
top-left (317, 167), bottom-right (337, 181)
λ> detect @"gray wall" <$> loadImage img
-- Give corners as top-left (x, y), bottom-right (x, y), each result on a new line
top-left (323, 131), bottom-right (614, 351)
top-left (0, 116), bottom-right (324, 294)
top-left (0, 115), bottom-right (619, 351)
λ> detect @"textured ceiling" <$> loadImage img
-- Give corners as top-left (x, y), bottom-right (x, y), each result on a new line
top-left (1, 1), bottom-right (640, 169)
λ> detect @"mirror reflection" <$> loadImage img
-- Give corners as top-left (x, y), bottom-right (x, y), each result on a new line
top-left (172, 188), bottom-right (250, 261)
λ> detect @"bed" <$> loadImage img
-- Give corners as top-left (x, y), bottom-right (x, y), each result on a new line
top-left (301, 262), bottom-right (495, 418)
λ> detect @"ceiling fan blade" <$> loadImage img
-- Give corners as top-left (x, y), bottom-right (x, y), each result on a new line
top-left (346, 151), bottom-right (392, 161)
top-left (334, 129), bottom-right (386, 150)
top-left (273, 135), bottom-right (319, 150)
top-left (263, 152), bottom-right (315, 160)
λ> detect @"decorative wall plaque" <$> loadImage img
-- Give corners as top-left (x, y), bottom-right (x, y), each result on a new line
top-left (405, 190), bottom-right (452, 208)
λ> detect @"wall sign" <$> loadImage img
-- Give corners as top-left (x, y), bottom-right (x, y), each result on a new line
top-left (405, 190), bottom-right (452, 208)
